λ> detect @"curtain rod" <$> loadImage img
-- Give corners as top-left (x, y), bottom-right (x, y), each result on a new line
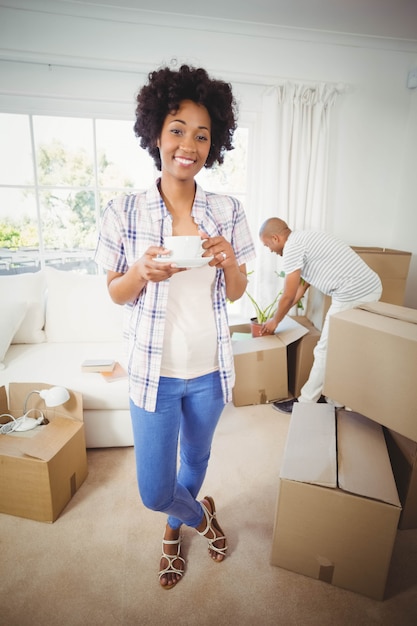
top-left (1, 54), bottom-right (349, 92)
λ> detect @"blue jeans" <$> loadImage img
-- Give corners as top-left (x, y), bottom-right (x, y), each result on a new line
top-left (130, 371), bottom-right (225, 530)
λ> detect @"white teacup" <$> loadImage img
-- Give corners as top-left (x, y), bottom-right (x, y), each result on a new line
top-left (163, 236), bottom-right (203, 259)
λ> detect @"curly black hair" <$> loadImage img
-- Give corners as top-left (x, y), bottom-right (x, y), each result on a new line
top-left (133, 64), bottom-right (238, 170)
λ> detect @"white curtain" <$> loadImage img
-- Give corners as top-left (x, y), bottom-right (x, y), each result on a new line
top-left (245, 82), bottom-right (340, 315)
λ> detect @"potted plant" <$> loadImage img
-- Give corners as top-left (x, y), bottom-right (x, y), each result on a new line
top-left (245, 271), bottom-right (280, 337)
top-left (245, 271), bottom-right (304, 337)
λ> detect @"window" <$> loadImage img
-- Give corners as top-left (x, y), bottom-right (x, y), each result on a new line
top-left (0, 114), bottom-right (248, 275)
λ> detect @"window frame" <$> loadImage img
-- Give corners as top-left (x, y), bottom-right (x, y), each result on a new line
top-left (0, 110), bottom-right (254, 285)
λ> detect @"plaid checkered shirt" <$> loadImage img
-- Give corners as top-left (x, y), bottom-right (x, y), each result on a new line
top-left (95, 180), bottom-right (256, 412)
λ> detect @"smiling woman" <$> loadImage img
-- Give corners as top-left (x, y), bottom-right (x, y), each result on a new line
top-left (94, 63), bottom-right (256, 591)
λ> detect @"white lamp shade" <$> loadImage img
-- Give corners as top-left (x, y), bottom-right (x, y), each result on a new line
top-left (38, 386), bottom-right (70, 407)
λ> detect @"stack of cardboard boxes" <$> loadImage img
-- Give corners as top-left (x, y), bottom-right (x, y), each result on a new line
top-left (229, 246), bottom-right (414, 599)
top-left (267, 247), bottom-right (416, 600)
top-left (271, 403), bottom-right (402, 600)
top-left (306, 246), bottom-right (416, 533)
top-left (323, 301), bottom-right (417, 531)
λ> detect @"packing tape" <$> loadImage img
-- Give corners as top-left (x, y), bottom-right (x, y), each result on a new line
top-left (258, 389), bottom-right (267, 404)
top-left (317, 556), bottom-right (334, 584)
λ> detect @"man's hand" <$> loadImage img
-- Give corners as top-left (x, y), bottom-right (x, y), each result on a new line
top-left (261, 319), bottom-right (278, 335)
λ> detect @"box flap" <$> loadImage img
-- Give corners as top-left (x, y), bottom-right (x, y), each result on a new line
top-left (386, 428), bottom-right (417, 460)
top-left (333, 307), bottom-right (417, 343)
top-left (232, 334), bottom-right (283, 355)
top-left (0, 432), bottom-right (25, 456)
top-left (280, 402), bottom-right (336, 487)
top-left (351, 246), bottom-right (411, 258)
top-left (1, 417), bottom-right (84, 462)
top-left (290, 315), bottom-right (320, 333)
top-left (231, 315), bottom-right (308, 354)
top-left (358, 302), bottom-right (417, 325)
top-left (338, 410), bottom-right (401, 507)
top-left (0, 386), bottom-right (8, 415)
top-left (8, 383), bottom-right (83, 421)
top-left (275, 315), bottom-right (309, 346)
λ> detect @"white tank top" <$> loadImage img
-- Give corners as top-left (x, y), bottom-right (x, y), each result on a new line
top-left (160, 264), bottom-right (218, 378)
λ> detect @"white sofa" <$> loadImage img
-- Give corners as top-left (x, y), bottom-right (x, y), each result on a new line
top-left (0, 268), bottom-right (133, 448)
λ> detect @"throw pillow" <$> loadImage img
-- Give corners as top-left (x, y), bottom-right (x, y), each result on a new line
top-left (0, 271), bottom-right (47, 343)
top-left (0, 301), bottom-right (27, 369)
top-left (45, 268), bottom-right (124, 342)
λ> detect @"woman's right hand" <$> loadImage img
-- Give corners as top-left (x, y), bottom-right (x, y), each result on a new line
top-left (136, 245), bottom-right (186, 282)
top-left (107, 246), bottom-right (185, 305)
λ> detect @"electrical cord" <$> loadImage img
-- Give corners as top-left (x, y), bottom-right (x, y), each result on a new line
top-left (0, 409), bottom-right (48, 434)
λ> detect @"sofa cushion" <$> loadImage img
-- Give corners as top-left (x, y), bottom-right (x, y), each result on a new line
top-left (45, 268), bottom-right (124, 342)
top-left (2, 342), bottom-right (129, 411)
top-left (0, 301), bottom-right (27, 369)
top-left (0, 271), bottom-right (47, 344)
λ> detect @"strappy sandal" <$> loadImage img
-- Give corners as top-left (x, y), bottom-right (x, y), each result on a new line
top-left (197, 496), bottom-right (228, 560)
top-left (159, 537), bottom-right (185, 590)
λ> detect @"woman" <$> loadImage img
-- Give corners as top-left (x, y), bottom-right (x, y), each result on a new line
top-left (95, 64), bottom-right (255, 589)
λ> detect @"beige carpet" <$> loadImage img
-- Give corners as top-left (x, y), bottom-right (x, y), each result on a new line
top-left (1, 402), bottom-right (416, 626)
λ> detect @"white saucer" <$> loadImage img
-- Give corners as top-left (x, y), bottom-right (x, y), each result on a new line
top-left (155, 256), bottom-right (213, 268)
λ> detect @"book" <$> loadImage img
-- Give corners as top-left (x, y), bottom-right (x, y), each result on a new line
top-left (100, 362), bottom-right (128, 382)
top-left (81, 359), bottom-right (116, 373)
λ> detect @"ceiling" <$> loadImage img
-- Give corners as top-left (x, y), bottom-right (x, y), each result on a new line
top-left (70, 0), bottom-right (417, 41)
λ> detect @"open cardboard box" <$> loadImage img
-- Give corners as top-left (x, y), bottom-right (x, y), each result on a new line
top-left (271, 404), bottom-right (401, 600)
top-left (0, 383), bottom-right (87, 523)
top-left (323, 302), bottom-right (417, 442)
top-left (230, 316), bottom-right (308, 406)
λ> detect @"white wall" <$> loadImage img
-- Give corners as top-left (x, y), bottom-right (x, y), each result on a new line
top-left (1, 2), bottom-right (416, 306)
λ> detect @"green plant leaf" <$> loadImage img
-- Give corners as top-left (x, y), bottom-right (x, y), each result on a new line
top-left (245, 270), bottom-right (305, 322)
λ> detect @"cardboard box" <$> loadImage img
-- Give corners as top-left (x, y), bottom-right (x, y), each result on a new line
top-left (323, 302), bottom-right (417, 442)
top-left (0, 383), bottom-right (87, 522)
top-left (351, 247), bottom-right (411, 306)
top-left (230, 316), bottom-right (308, 406)
top-left (287, 315), bottom-right (321, 397)
top-left (384, 428), bottom-right (417, 530)
top-left (305, 246), bottom-right (412, 331)
top-left (271, 404), bottom-right (401, 600)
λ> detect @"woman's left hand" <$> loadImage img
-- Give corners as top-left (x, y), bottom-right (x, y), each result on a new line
top-left (200, 232), bottom-right (235, 268)
top-left (199, 231), bottom-right (247, 301)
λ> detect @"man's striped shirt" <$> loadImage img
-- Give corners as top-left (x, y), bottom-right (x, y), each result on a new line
top-left (282, 230), bottom-right (382, 301)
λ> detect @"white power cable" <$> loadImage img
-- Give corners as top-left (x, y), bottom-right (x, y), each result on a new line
top-left (0, 409), bottom-right (46, 434)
